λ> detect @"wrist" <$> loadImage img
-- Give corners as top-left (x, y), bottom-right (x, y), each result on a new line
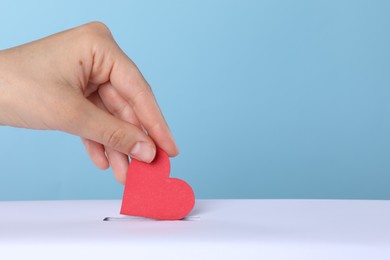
top-left (0, 49), bottom-right (18, 127)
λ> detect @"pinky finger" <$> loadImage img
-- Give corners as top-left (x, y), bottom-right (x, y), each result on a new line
top-left (81, 137), bottom-right (109, 170)
top-left (105, 148), bottom-right (129, 184)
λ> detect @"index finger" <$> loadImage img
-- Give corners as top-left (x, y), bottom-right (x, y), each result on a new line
top-left (109, 49), bottom-right (179, 157)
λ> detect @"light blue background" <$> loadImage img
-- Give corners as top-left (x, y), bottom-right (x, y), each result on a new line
top-left (0, 0), bottom-right (389, 200)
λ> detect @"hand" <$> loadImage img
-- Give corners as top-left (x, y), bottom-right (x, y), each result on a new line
top-left (0, 22), bottom-right (179, 184)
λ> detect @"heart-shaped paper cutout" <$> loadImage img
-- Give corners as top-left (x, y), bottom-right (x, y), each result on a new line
top-left (120, 148), bottom-right (195, 220)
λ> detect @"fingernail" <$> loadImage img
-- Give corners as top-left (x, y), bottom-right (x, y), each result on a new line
top-left (130, 142), bottom-right (156, 163)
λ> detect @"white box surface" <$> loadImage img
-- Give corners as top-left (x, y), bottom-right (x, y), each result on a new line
top-left (0, 199), bottom-right (389, 259)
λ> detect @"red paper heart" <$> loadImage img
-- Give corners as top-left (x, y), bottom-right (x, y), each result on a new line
top-left (120, 148), bottom-right (195, 220)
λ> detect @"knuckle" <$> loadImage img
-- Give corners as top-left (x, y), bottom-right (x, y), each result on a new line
top-left (111, 103), bottom-right (127, 116)
top-left (147, 121), bottom-right (162, 135)
top-left (83, 21), bottom-right (112, 35)
top-left (76, 21), bottom-right (113, 44)
top-left (126, 74), bottom-right (153, 96)
top-left (131, 88), bottom-right (152, 108)
top-left (105, 127), bottom-right (128, 150)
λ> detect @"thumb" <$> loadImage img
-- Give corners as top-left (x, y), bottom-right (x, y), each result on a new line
top-left (69, 97), bottom-right (156, 163)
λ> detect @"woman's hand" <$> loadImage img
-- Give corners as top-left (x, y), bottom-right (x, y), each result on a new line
top-left (0, 22), bottom-right (178, 184)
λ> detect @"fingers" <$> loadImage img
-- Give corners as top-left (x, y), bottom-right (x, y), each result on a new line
top-left (82, 135), bottom-right (129, 183)
top-left (105, 148), bottom-right (128, 184)
top-left (72, 93), bottom-right (156, 163)
top-left (109, 51), bottom-right (179, 157)
top-left (98, 82), bottom-right (142, 129)
top-left (81, 137), bottom-right (109, 170)
top-left (87, 91), bottom-right (131, 184)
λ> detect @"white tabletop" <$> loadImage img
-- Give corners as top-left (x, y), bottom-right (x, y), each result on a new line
top-left (0, 199), bottom-right (389, 259)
